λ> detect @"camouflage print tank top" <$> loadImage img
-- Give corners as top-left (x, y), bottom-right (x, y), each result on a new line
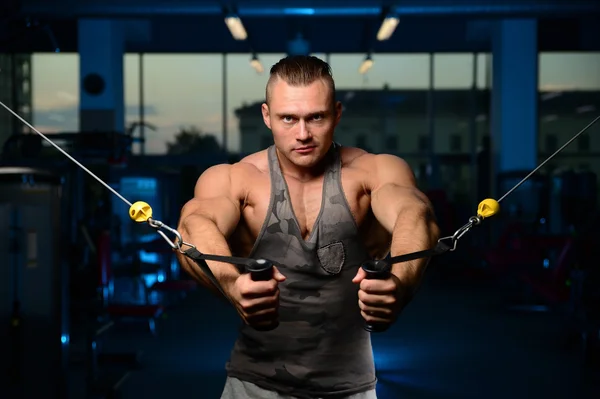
top-left (225, 143), bottom-right (377, 398)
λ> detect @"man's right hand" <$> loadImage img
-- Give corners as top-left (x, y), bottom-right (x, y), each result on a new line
top-left (227, 267), bottom-right (286, 330)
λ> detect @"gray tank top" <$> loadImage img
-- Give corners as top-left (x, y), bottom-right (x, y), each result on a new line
top-left (225, 143), bottom-right (377, 398)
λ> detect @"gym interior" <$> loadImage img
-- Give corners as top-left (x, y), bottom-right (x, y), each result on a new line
top-left (1, 1), bottom-right (600, 398)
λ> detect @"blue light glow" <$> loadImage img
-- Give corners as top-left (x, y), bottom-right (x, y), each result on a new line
top-left (239, 7), bottom-right (381, 16)
top-left (139, 250), bottom-right (159, 264)
top-left (284, 8), bottom-right (315, 15)
top-left (138, 233), bottom-right (159, 243)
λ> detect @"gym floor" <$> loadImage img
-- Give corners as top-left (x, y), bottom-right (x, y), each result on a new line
top-left (76, 265), bottom-right (600, 399)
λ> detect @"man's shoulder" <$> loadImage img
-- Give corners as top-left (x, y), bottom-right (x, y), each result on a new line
top-left (232, 149), bottom-right (269, 177)
top-left (339, 146), bottom-right (392, 169)
top-left (200, 150), bottom-right (267, 184)
top-left (340, 146), bottom-right (408, 169)
top-left (339, 145), bottom-right (371, 167)
top-left (339, 146), bottom-right (414, 189)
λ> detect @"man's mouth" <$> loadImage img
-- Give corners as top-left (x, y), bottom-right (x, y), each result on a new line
top-left (295, 146), bottom-right (315, 154)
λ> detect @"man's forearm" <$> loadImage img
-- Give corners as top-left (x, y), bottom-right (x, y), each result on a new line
top-left (176, 214), bottom-right (241, 299)
top-left (389, 206), bottom-right (440, 294)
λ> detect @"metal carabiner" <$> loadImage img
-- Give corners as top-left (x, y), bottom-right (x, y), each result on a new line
top-left (147, 218), bottom-right (195, 253)
top-left (437, 215), bottom-right (482, 251)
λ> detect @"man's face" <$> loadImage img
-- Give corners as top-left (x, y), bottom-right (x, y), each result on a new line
top-left (262, 78), bottom-right (342, 170)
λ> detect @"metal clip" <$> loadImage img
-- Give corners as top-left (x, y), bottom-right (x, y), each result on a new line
top-left (147, 218), bottom-right (195, 253)
top-left (437, 216), bottom-right (482, 251)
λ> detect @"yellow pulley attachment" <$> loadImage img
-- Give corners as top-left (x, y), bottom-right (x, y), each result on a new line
top-left (129, 201), bottom-right (153, 223)
top-left (477, 198), bottom-right (500, 220)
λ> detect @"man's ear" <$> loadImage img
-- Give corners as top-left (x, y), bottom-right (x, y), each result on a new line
top-left (261, 103), bottom-right (271, 129)
top-left (334, 101), bottom-right (343, 126)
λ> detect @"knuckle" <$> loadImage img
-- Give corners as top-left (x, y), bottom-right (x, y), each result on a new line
top-left (358, 290), bottom-right (367, 301)
top-left (237, 282), bottom-right (250, 295)
top-left (362, 294), bottom-right (374, 306)
top-left (240, 291), bottom-right (253, 300)
top-left (239, 300), bottom-right (252, 311)
top-left (267, 281), bottom-right (278, 292)
top-left (360, 280), bottom-right (372, 292)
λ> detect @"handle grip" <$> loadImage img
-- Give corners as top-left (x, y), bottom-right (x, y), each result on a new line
top-left (361, 260), bottom-right (392, 333)
top-left (245, 259), bottom-right (279, 331)
top-left (246, 259), bottom-right (274, 281)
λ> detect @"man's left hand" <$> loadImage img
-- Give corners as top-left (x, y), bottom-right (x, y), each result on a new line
top-left (352, 268), bottom-right (408, 327)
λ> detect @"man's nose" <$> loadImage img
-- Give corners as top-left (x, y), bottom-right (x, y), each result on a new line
top-left (296, 120), bottom-right (311, 141)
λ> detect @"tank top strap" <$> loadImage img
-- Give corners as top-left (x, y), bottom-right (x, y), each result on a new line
top-left (316, 143), bottom-right (360, 244)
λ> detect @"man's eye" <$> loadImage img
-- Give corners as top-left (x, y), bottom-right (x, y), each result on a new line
top-left (283, 116), bottom-right (294, 122)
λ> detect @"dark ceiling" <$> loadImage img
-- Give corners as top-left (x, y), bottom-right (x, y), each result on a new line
top-left (1, 0), bottom-right (600, 53)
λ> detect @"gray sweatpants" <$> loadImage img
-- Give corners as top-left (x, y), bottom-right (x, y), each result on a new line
top-left (221, 377), bottom-right (377, 399)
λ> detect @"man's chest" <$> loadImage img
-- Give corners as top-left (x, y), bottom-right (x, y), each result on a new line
top-left (241, 170), bottom-right (371, 241)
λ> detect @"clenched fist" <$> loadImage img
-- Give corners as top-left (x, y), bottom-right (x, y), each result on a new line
top-left (227, 266), bottom-right (286, 331)
top-left (352, 267), bottom-right (407, 329)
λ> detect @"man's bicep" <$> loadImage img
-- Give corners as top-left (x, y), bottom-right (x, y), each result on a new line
top-left (369, 155), bottom-right (431, 231)
top-left (181, 164), bottom-right (242, 237)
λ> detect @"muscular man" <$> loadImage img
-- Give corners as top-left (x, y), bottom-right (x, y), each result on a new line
top-left (176, 55), bottom-right (440, 399)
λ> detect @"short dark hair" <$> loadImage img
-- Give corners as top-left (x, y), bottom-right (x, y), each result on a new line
top-left (265, 55), bottom-right (336, 105)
